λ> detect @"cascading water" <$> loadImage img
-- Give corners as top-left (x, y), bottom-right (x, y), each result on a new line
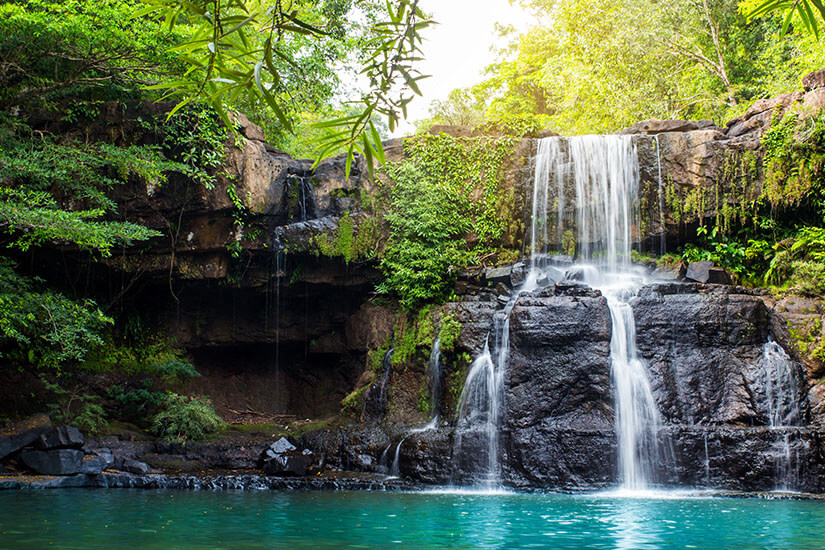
top-left (534, 135), bottom-right (665, 490)
top-left (761, 340), bottom-right (806, 490)
top-left (426, 337), bottom-right (443, 421)
top-left (388, 337), bottom-right (443, 478)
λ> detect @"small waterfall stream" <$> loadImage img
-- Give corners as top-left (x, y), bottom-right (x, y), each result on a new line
top-left (761, 340), bottom-right (806, 490)
top-left (387, 337), bottom-right (443, 478)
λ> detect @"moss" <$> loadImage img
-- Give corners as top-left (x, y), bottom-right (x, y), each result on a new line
top-left (437, 314), bottom-right (462, 353)
top-left (415, 306), bottom-right (435, 348)
top-left (444, 351), bottom-right (471, 419)
top-left (341, 378), bottom-right (373, 417)
top-left (417, 377), bottom-right (431, 414)
top-left (391, 315), bottom-right (417, 368)
top-left (312, 211), bottom-right (381, 265)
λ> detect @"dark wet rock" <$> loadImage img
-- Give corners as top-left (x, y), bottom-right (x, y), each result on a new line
top-left (495, 282), bottom-right (511, 297)
top-left (0, 414), bottom-right (52, 460)
top-left (260, 438), bottom-right (313, 476)
top-left (36, 426), bottom-right (84, 450)
top-left (121, 458), bottom-right (152, 475)
top-left (80, 454), bottom-right (108, 475)
top-left (19, 449), bottom-right (84, 475)
top-left (498, 291), bottom-right (613, 488)
top-left (442, 292), bottom-right (498, 356)
top-left (299, 425), bottom-right (391, 473)
top-left (395, 428), bottom-right (453, 484)
top-left (510, 262), bottom-right (527, 287)
top-left (484, 266), bottom-right (513, 286)
top-left (632, 283), bottom-right (772, 425)
top-left (90, 448), bottom-right (116, 468)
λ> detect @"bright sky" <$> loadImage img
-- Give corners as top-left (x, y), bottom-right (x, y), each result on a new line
top-left (391, 0), bottom-right (535, 136)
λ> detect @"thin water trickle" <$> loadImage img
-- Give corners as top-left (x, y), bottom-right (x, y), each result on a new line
top-left (653, 135), bottom-right (666, 256)
top-left (703, 433), bottom-right (711, 487)
top-left (761, 340), bottom-right (805, 490)
top-left (427, 337), bottom-right (443, 420)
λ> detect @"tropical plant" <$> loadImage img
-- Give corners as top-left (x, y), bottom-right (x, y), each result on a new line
top-left (136, 0), bottom-right (433, 177)
top-left (152, 393), bottom-right (225, 443)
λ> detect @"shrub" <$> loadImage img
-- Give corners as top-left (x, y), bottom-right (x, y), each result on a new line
top-left (151, 394), bottom-right (224, 443)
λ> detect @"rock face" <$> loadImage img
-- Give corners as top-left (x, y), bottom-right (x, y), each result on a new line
top-left (36, 426), bottom-right (84, 450)
top-left (501, 286), bottom-right (614, 488)
top-left (260, 438), bottom-right (313, 476)
top-left (20, 449), bottom-right (85, 475)
top-left (0, 414), bottom-right (52, 460)
top-left (381, 281), bottom-right (825, 492)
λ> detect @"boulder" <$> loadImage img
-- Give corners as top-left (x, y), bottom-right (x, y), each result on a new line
top-left (36, 426), bottom-right (84, 450)
top-left (803, 69), bottom-right (825, 91)
top-left (90, 448), bottom-right (116, 468)
top-left (19, 449), bottom-right (84, 475)
top-left (121, 458), bottom-right (152, 475)
top-left (0, 414), bottom-right (52, 460)
top-left (483, 266), bottom-right (513, 286)
top-left (620, 119), bottom-right (718, 135)
top-left (500, 290), bottom-right (614, 488)
top-left (80, 454), bottom-right (108, 475)
top-left (260, 437), bottom-right (313, 476)
top-left (707, 266), bottom-right (733, 284)
top-left (509, 262), bottom-right (527, 287)
top-left (685, 261), bottom-right (714, 283)
top-left (547, 254), bottom-right (574, 266)
top-left (651, 264), bottom-right (686, 281)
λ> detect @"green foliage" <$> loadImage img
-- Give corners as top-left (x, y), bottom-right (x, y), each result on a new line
top-left (0, 259), bottom-right (112, 370)
top-left (138, 0), bottom-right (432, 178)
top-left (391, 315), bottom-right (418, 367)
top-left (341, 380), bottom-right (372, 417)
top-left (41, 377), bottom-right (108, 434)
top-left (312, 212), bottom-right (382, 265)
top-left (108, 382), bottom-right (166, 423)
top-left (151, 393), bottom-right (224, 443)
top-left (417, 381), bottom-right (431, 414)
top-left (473, 0), bottom-right (825, 135)
top-left (377, 135), bottom-right (520, 310)
top-left (137, 105), bottom-right (230, 189)
top-left (747, 0), bottom-right (825, 38)
top-left (437, 314), bottom-right (462, 354)
top-left (766, 226), bottom-right (825, 294)
top-left (0, 0), bottom-right (183, 111)
top-left (761, 111), bottom-right (825, 217)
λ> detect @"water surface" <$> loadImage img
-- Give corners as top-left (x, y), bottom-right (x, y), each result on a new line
top-left (0, 489), bottom-right (823, 549)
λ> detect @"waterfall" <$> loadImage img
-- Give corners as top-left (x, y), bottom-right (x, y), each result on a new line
top-left (703, 433), bottom-right (711, 487)
top-left (427, 337), bottom-right (443, 421)
top-left (761, 340), bottom-right (805, 490)
top-left (654, 135), bottom-right (666, 256)
top-left (388, 338), bottom-right (442, 478)
top-left (534, 135), bottom-right (664, 490)
top-left (453, 134), bottom-right (663, 490)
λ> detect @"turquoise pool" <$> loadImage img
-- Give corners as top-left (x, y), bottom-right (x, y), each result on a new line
top-left (1, 489), bottom-right (823, 549)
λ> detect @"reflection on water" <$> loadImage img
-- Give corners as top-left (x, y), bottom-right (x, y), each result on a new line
top-left (0, 489), bottom-right (824, 549)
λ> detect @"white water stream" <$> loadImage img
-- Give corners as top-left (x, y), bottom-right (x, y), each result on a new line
top-left (456, 135), bottom-right (665, 490)
top-left (761, 340), bottom-right (805, 490)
